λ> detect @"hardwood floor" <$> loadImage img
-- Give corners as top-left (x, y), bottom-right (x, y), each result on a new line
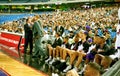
top-left (0, 51), bottom-right (48, 76)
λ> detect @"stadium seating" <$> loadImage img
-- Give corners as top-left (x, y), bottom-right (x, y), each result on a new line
top-left (0, 14), bottom-right (34, 24)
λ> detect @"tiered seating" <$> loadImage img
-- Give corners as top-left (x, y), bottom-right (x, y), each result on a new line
top-left (0, 14), bottom-right (34, 24)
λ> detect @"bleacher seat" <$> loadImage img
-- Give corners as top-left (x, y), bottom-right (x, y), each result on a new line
top-left (0, 14), bottom-right (34, 24)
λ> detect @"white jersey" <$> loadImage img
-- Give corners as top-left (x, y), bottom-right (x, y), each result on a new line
top-left (115, 24), bottom-right (120, 49)
top-left (118, 8), bottom-right (120, 20)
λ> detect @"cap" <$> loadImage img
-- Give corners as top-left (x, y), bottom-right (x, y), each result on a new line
top-left (88, 38), bottom-right (92, 43)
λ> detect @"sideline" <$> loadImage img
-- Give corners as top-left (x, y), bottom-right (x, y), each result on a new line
top-left (0, 51), bottom-right (48, 76)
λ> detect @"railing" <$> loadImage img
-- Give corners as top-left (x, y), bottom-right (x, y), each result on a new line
top-left (0, 0), bottom-right (105, 5)
top-left (0, 31), bottom-right (24, 59)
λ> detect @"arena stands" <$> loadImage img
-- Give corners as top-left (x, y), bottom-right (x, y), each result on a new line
top-left (0, 0), bottom-right (120, 76)
top-left (0, 14), bottom-right (34, 24)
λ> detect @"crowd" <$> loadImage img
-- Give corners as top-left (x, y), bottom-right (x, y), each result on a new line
top-left (0, 18), bottom-right (25, 34)
top-left (0, 3), bottom-right (120, 76)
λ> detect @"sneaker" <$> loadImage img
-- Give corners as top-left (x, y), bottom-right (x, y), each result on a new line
top-left (63, 65), bottom-right (72, 72)
top-left (45, 56), bottom-right (52, 63)
top-left (49, 58), bottom-right (55, 65)
top-left (56, 62), bottom-right (67, 71)
top-left (52, 73), bottom-right (55, 76)
top-left (78, 70), bottom-right (83, 75)
top-left (73, 67), bottom-right (78, 71)
top-left (54, 73), bottom-right (59, 76)
top-left (52, 60), bottom-right (61, 66)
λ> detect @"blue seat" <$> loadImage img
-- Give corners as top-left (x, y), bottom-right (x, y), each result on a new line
top-left (0, 14), bottom-right (34, 24)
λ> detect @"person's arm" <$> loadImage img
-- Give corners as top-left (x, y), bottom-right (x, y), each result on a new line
top-left (116, 24), bottom-right (120, 35)
top-left (34, 21), bottom-right (44, 37)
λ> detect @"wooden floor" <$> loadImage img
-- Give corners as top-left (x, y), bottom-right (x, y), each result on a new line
top-left (0, 51), bottom-right (48, 76)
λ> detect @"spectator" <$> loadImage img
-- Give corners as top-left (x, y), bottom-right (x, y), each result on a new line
top-left (84, 62), bottom-right (101, 76)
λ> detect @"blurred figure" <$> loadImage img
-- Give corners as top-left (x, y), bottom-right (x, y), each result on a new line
top-left (47, 32), bottom-right (63, 64)
top-left (54, 25), bottom-right (64, 36)
top-left (32, 15), bottom-right (46, 59)
top-left (115, 8), bottom-right (120, 58)
top-left (115, 20), bottom-right (120, 58)
top-left (24, 18), bottom-right (33, 63)
top-left (84, 62), bottom-right (101, 76)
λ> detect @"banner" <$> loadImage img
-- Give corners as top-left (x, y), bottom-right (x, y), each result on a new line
top-left (0, 31), bottom-right (24, 58)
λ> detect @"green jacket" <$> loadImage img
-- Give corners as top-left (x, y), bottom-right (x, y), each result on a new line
top-left (32, 20), bottom-right (44, 40)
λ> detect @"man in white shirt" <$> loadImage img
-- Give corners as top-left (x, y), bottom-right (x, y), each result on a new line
top-left (118, 8), bottom-right (120, 20)
top-left (115, 8), bottom-right (120, 59)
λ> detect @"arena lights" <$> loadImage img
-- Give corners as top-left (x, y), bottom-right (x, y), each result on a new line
top-left (55, 2), bottom-right (62, 5)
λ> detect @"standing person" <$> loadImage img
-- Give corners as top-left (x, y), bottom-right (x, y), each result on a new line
top-left (24, 18), bottom-right (33, 63)
top-left (115, 8), bottom-right (120, 59)
top-left (32, 15), bottom-right (46, 59)
top-left (115, 20), bottom-right (120, 58)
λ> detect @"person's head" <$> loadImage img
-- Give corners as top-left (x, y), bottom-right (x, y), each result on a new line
top-left (55, 32), bottom-right (60, 38)
top-left (34, 14), bottom-right (40, 20)
top-left (74, 33), bottom-right (80, 43)
top-left (84, 62), bottom-right (101, 76)
top-left (87, 38), bottom-right (93, 44)
top-left (31, 17), bottom-right (36, 23)
top-left (86, 25), bottom-right (91, 31)
top-left (26, 18), bottom-right (31, 24)
top-left (63, 36), bottom-right (69, 43)
top-left (79, 31), bottom-right (87, 42)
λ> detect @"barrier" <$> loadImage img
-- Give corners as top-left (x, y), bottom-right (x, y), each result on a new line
top-left (0, 31), bottom-right (24, 58)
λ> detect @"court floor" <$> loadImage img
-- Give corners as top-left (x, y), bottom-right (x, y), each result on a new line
top-left (0, 51), bottom-right (48, 76)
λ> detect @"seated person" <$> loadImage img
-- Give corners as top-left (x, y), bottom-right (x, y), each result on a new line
top-left (94, 44), bottom-right (117, 69)
top-left (94, 54), bottom-right (112, 69)
top-left (51, 36), bottom-right (71, 68)
top-left (45, 44), bottom-right (54, 63)
top-left (93, 35), bottom-right (106, 49)
top-left (84, 62), bottom-right (101, 76)
top-left (85, 47), bottom-right (97, 64)
top-left (56, 36), bottom-right (71, 60)
top-left (45, 32), bottom-right (63, 63)
top-left (63, 33), bottom-right (86, 72)
top-left (73, 38), bottom-right (94, 71)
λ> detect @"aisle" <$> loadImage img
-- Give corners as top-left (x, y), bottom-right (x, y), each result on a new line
top-left (0, 51), bottom-right (48, 76)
